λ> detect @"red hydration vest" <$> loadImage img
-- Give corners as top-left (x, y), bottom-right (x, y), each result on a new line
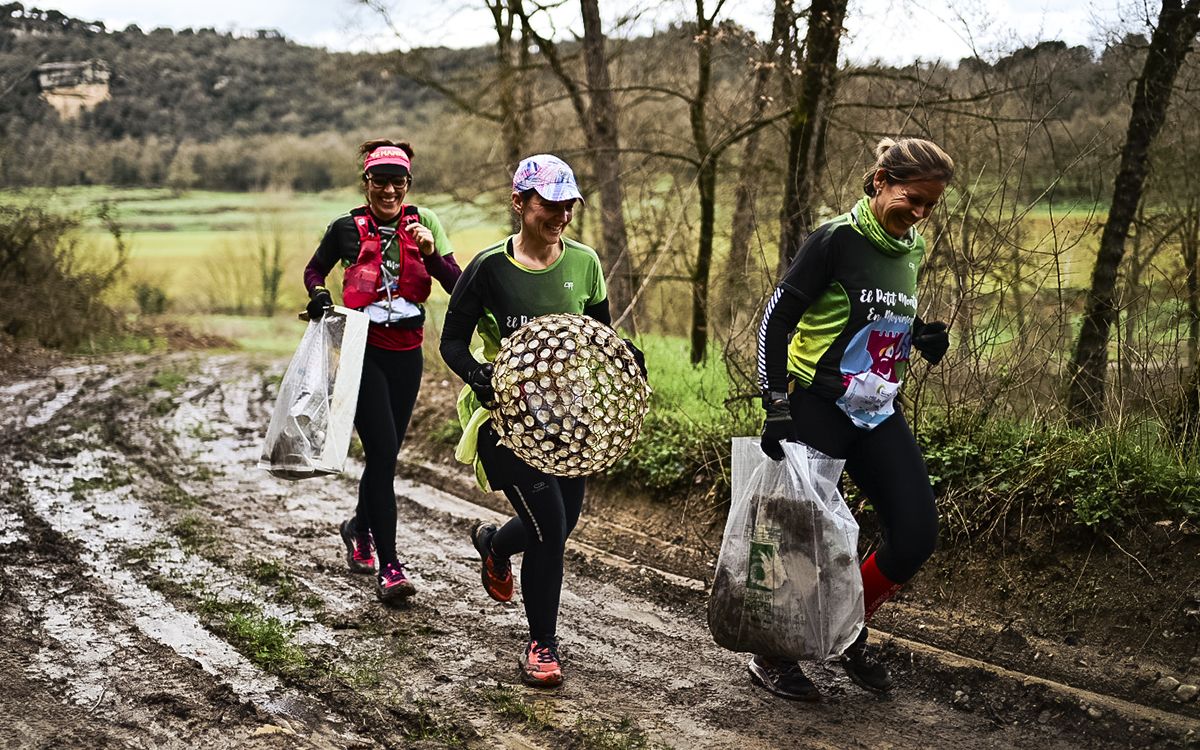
top-left (341, 205), bottom-right (433, 309)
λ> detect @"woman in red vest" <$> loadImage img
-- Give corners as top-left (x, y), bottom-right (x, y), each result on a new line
top-left (303, 138), bottom-right (461, 602)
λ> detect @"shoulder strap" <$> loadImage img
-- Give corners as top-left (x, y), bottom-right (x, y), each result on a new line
top-left (353, 206), bottom-right (376, 241)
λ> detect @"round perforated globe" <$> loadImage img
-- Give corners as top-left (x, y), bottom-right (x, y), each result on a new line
top-left (491, 313), bottom-right (650, 476)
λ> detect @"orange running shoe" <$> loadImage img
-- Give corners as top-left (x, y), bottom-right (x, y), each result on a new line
top-left (519, 639), bottom-right (563, 687)
top-left (470, 521), bottom-right (513, 602)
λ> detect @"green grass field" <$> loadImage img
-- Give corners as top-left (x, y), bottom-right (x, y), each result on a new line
top-left (0, 185), bottom-right (1140, 361)
top-left (0, 186), bottom-right (509, 318)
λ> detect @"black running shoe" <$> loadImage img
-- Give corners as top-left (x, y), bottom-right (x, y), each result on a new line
top-left (747, 656), bottom-right (820, 701)
top-left (839, 627), bottom-right (893, 693)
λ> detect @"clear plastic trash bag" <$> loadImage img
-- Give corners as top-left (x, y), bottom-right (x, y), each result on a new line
top-left (259, 306), bottom-right (369, 479)
top-left (707, 437), bottom-right (864, 661)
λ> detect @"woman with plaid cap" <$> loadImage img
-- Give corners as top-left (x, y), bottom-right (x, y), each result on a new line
top-left (303, 138), bottom-right (461, 602)
top-left (441, 154), bottom-right (640, 687)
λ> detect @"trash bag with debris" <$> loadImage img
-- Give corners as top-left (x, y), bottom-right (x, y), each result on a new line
top-left (259, 306), bottom-right (369, 479)
top-left (708, 437), bottom-right (864, 661)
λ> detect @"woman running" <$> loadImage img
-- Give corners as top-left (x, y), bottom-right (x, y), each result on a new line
top-left (304, 138), bottom-right (461, 602)
top-left (753, 137), bottom-right (954, 699)
top-left (440, 154), bottom-right (637, 687)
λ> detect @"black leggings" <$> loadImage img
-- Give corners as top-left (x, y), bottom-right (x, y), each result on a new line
top-left (478, 423), bottom-right (585, 642)
top-left (354, 345), bottom-right (423, 566)
top-left (789, 386), bottom-right (938, 583)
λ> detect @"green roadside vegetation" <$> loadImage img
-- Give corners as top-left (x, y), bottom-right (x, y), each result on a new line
top-left (4, 191), bottom-right (1200, 535)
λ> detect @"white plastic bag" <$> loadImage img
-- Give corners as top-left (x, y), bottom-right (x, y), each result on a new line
top-left (259, 306), bottom-right (368, 479)
top-left (707, 437), bottom-right (864, 661)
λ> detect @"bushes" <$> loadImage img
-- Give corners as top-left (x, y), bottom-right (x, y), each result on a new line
top-left (604, 334), bottom-right (756, 496)
top-left (0, 204), bottom-right (127, 350)
top-left (615, 400), bottom-right (1200, 532)
top-left (920, 415), bottom-right (1200, 531)
top-left (610, 409), bottom-right (731, 494)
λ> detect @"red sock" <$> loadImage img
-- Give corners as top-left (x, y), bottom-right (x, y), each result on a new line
top-left (860, 551), bottom-right (902, 622)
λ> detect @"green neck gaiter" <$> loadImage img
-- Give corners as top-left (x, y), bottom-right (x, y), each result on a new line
top-left (850, 196), bottom-right (924, 257)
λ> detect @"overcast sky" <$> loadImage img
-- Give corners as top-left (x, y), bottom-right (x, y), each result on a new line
top-left (37, 0), bottom-right (1134, 65)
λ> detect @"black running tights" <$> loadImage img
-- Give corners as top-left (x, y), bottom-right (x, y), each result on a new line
top-left (788, 386), bottom-right (938, 583)
top-left (354, 344), bottom-right (423, 566)
top-left (489, 470), bottom-right (585, 643)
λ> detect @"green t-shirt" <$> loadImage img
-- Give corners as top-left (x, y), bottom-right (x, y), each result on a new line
top-left (445, 235), bottom-right (607, 360)
top-left (776, 204), bottom-right (924, 427)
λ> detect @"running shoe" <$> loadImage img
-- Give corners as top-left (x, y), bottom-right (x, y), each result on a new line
top-left (519, 639), bottom-right (563, 687)
top-left (747, 656), bottom-right (821, 701)
top-left (470, 520), bottom-right (513, 603)
top-left (339, 517), bottom-right (375, 574)
top-left (839, 627), bottom-right (893, 693)
top-left (376, 561), bottom-right (417, 601)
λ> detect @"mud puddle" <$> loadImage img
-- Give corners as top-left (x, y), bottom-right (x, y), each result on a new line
top-left (0, 351), bottom-right (1194, 749)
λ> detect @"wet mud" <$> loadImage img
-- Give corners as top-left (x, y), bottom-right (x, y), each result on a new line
top-left (0, 351), bottom-right (1196, 749)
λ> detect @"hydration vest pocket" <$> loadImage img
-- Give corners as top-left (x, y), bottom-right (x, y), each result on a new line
top-left (342, 235), bottom-right (383, 309)
top-left (342, 264), bottom-right (380, 308)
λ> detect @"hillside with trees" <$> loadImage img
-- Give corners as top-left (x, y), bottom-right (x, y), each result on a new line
top-left (0, 2), bottom-right (484, 189)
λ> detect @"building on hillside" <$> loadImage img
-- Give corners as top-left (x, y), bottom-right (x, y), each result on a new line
top-left (34, 59), bottom-right (110, 120)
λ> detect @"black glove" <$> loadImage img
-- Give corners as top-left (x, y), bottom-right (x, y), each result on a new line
top-left (622, 338), bottom-right (648, 379)
top-left (307, 286), bottom-right (333, 321)
top-left (912, 319), bottom-right (949, 365)
top-left (467, 362), bottom-right (496, 408)
top-left (759, 392), bottom-right (794, 461)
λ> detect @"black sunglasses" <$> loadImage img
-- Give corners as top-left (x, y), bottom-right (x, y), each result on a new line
top-left (367, 174), bottom-right (410, 189)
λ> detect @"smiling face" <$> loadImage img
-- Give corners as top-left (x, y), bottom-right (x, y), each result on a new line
top-left (513, 191), bottom-right (576, 249)
top-left (869, 170), bottom-right (947, 238)
top-left (364, 171), bottom-right (410, 222)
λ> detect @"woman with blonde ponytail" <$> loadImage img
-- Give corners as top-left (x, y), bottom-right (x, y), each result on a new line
top-left (751, 137), bottom-right (954, 700)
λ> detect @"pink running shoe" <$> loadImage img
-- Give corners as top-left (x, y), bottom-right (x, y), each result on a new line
top-left (376, 561), bottom-right (416, 601)
top-left (339, 518), bottom-right (375, 574)
top-left (519, 639), bottom-right (563, 687)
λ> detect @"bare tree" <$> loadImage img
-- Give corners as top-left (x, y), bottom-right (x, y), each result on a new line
top-left (489, 0), bottom-right (528, 231)
top-left (777, 0), bottom-right (848, 275)
top-left (720, 0), bottom-right (791, 341)
top-left (580, 0), bottom-right (637, 327)
top-left (1065, 0), bottom-right (1200, 425)
top-left (360, 0), bottom-right (527, 197)
top-left (514, 0), bottom-right (636, 323)
top-left (685, 0), bottom-right (725, 364)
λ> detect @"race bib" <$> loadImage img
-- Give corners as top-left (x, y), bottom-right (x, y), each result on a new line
top-left (836, 371), bottom-right (901, 430)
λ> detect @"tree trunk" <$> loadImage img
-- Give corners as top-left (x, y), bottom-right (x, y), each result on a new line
top-left (512, 0), bottom-right (635, 327)
top-left (692, 157), bottom-right (717, 364)
top-left (1065, 0), bottom-right (1200, 426)
top-left (490, 0), bottom-right (523, 233)
top-left (720, 0), bottom-right (791, 339)
top-left (580, 0), bottom-right (635, 329)
top-left (777, 0), bottom-right (848, 276)
top-left (1176, 198), bottom-right (1200, 444)
top-left (1186, 199), bottom-right (1200, 372)
top-left (688, 0), bottom-right (716, 364)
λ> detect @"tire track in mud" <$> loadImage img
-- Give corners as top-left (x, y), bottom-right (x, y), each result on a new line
top-left (1, 353), bottom-right (1194, 749)
top-left (2, 400), bottom-right (366, 745)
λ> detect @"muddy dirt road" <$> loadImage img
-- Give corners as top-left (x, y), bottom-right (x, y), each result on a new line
top-left (1, 352), bottom-right (1196, 749)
